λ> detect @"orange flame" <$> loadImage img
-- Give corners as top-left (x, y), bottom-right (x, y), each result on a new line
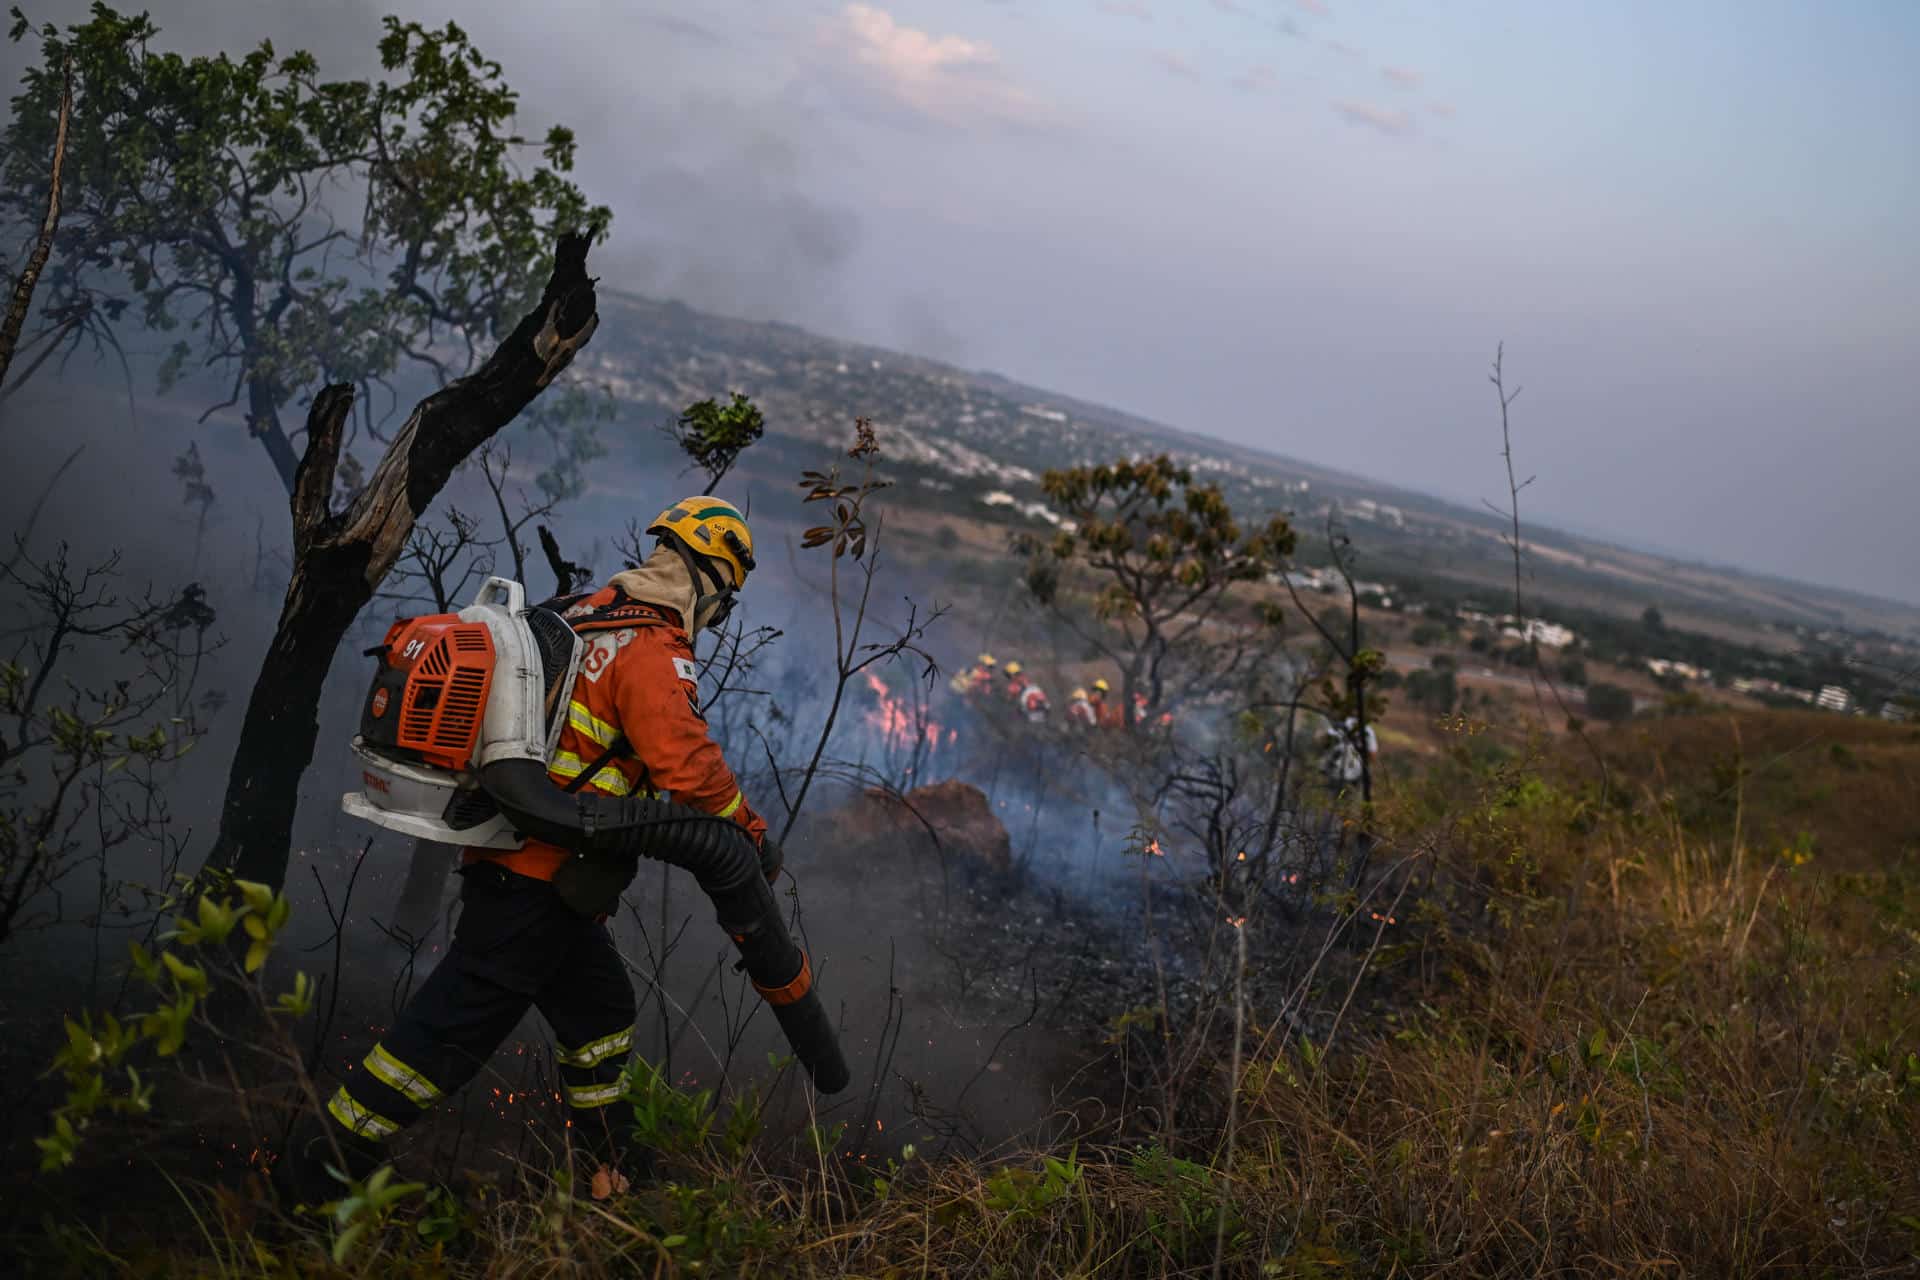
top-left (1145, 839), bottom-right (1164, 857)
top-left (1226, 915), bottom-right (1246, 929)
top-left (863, 670), bottom-right (946, 753)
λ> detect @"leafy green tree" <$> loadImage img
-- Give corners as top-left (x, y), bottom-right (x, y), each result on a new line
top-left (1027, 454), bottom-right (1294, 727)
top-left (1406, 666), bottom-right (1457, 715)
top-left (1, 5), bottom-right (607, 484)
top-left (0, 45), bottom-right (68, 396)
top-left (664, 392), bottom-right (766, 492)
top-left (3, 8), bottom-right (609, 888)
top-left (1585, 681), bottom-right (1634, 723)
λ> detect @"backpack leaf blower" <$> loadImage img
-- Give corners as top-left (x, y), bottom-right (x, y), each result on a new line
top-left (341, 577), bottom-right (849, 1094)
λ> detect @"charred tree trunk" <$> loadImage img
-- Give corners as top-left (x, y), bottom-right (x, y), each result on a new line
top-left (208, 232), bottom-right (600, 889)
top-left (0, 59), bottom-right (72, 393)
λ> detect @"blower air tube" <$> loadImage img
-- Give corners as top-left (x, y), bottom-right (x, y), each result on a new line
top-left (478, 759), bottom-right (851, 1095)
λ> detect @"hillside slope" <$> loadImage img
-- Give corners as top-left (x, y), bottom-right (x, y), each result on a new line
top-left (573, 290), bottom-right (1920, 644)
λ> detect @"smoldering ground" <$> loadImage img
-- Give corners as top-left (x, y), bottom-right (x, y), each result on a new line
top-left (0, 357), bottom-right (1181, 1201)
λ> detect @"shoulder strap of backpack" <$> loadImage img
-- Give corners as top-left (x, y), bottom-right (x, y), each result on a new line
top-left (541, 585), bottom-right (677, 793)
top-left (559, 737), bottom-right (632, 794)
top-left (557, 585), bottom-right (683, 637)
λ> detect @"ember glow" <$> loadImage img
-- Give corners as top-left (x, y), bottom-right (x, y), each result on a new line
top-left (1225, 915), bottom-right (1246, 929)
top-left (863, 670), bottom-right (947, 753)
top-left (1145, 839), bottom-right (1164, 857)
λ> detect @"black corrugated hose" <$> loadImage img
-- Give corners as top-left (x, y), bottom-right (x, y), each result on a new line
top-left (478, 759), bottom-right (850, 1094)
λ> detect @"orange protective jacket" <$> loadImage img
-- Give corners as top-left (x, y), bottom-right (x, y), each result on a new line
top-left (465, 590), bottom-right (767, 882)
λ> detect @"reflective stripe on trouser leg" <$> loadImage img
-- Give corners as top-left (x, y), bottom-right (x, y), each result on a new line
top-left (361, 1041), bottom-right (444, 1107)
top-left (556, 1023), bottom-right (634, 1070)
top-left (327, 1085), bottom-right (402, 1141)
top-left (560, 1053), bottom-right (631, 1109)
top-left (557, 1027), bottom-right (635, 1110)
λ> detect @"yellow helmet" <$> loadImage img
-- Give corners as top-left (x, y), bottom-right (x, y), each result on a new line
top-left (648, 496), bottom-right (755, 589)
top-left (1072, 687), bottom-right (1089, 700)
top-left (1003, 661), bottom-right (1024, 677)
top-left (978, 653), bottom-right (997, 667)
top-left (1092, 678), bottom-right (1110, 693)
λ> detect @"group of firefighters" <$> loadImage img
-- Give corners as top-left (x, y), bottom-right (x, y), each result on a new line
top-left (949, 653), bottom-right (1168, 731)
top-left (946, 652), bottom-right (1379, 789)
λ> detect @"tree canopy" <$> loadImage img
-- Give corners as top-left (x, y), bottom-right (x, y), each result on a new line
top-left (1, 3), bottom-right (608, 486)
top-left (1027, 454), bottom-right (1294, 723)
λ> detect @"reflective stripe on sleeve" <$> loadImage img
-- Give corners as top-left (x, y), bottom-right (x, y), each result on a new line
top-left (327, 1086), bottom-right (400, 1140)
top-left (548, 751), bottom-right (633, 796)
top-left (556, 1024), bottom-right (635, 1070)
top-left (362, 1042), bottom-right (442, 1106)
top-left (564, 1080), bottom-right (626, 1109)
top-left (716, 790), bottom-right (744, 819)
top-left (566, 701), bottom-right (620, 749)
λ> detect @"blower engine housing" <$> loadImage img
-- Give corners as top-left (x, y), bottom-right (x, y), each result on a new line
top-left (341, 578), bottom-right (582, 848)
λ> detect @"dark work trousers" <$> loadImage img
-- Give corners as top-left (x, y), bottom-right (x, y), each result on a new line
top-left (325, 861), bottom-right (638, 1160)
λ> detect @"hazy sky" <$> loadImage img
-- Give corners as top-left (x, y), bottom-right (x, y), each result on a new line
top-left (5, 2), bottom-right (1917, 601)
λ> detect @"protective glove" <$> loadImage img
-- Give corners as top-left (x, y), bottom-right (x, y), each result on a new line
top-left (757, 835), bottom-right (785, 883)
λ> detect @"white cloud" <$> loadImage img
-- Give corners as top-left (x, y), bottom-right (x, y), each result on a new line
top-left (825, 4), bottom-right (1050, 127)
top-left (1096, 1), bottom-right (1153, 19)
top-left (1297, 0), bottom-right (1331, 15)
top-left (1210, 0), bottom-right (1249, 15)
top-left (1381, 65), bottom-right (1421, 89)
top-left (1325, 39), bottom-right (1363, 59)
top-left (1331, 100), bottom-right (1414, 136)
top-left (1232, 63), bottom-right (1278, 92)
top-left (1428, 101), bottom-right (1456, 118)
top-left (1154, 50), bottom-right (1200, 80)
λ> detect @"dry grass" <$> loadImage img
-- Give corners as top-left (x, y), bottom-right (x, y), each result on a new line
top-left (36, 710), bottom-right (1920, 1277)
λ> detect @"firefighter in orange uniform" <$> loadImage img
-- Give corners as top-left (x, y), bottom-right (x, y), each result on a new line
top-left (1089, 677), bottom-right (1121, 729)
top-left (951, 653), bottom-right (997, 698)
top-left (286, 498), bottom-right (771, 1200)
top-left (1003, 660), bottom-right (1030, 704)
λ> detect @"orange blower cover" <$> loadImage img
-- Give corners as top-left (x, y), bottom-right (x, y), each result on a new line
top-left (363, 615), bottom-right (496, 772)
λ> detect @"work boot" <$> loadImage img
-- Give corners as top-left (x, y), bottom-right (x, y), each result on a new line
top-left (271, 1112), bottom-right (389, 1208)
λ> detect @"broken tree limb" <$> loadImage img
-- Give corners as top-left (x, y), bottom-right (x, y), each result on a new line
top-left (537, 523), bottom-right (585, 597)
top-left (209, 230), bottom-right (601, 890)
top-left (290, 385), bottom-right (353, 557)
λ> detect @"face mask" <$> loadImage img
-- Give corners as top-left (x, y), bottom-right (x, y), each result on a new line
top-left (670, 538), bottom-right (738, 633)
top-left (693, 589), bottom-right (735, 633)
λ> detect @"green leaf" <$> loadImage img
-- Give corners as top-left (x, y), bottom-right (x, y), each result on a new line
top-left (234, 879), bottom-right (275, 915)
top-left (160, 950), bottom-right (208, 998)
top-left (330, 1221), bottom-right (366, 1265)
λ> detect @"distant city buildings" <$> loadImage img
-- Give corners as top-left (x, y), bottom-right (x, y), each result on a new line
top-left (1816, 685), bottom-right (1853, 713)
top-left (976, 488), bottom-right (1072, 531)
top-left (1647, 658), bottom-right (1712, 682)
top-left (1343, 498), bottom-right (1406, 529)
top-left (1503, 619), bottom-right (1576, 649)
top-left (1457, 609), bottom-right (1578, 649)
top-left (1731, 676), bottom-right (1819, 706)
top-left (1019, 404), bottom-right (1068, 423)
